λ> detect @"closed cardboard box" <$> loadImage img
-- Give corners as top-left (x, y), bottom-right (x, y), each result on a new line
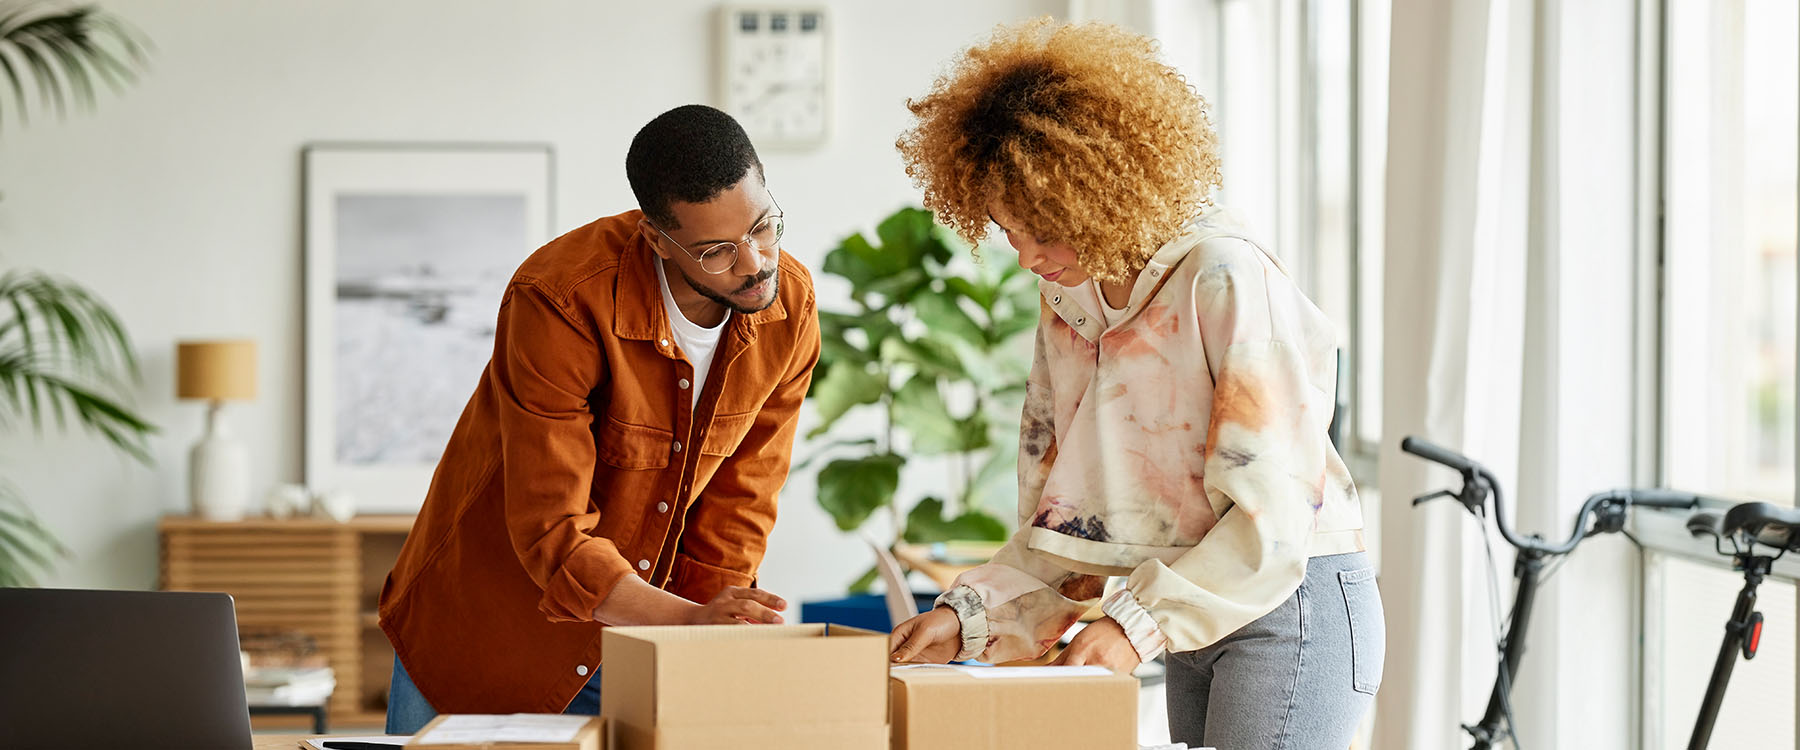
top-left (889, 665), bottom-right (1139, 750)
top-left (601, 623), bottom-right (888, 750)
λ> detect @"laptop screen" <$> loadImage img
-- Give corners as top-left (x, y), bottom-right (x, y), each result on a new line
top-left (0, 588), bottom-right (253, 750)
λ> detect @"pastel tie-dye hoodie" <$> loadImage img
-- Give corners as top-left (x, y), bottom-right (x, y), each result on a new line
top-left (936, 206), bottom-right (1366, 664)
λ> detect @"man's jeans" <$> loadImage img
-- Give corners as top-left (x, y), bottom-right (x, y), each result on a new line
top-left (385, 655), bottom-right (602, 735)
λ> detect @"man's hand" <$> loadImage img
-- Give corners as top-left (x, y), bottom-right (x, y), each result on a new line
top-left (889, 605), bottom-right (963, 664)
top-left (1049, 617), bottom-right (1140, 673)
top-left (688, 586), bottom-right (787, 625)
top-left (593, 575), bottom-right (787, 627)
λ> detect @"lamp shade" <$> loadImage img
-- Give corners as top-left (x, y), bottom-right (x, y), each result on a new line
top-left (176, 339), bottom-right (257, 401)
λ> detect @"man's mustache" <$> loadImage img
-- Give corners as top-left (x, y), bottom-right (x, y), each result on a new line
top-left (736, 268), bottom-right (776, 292)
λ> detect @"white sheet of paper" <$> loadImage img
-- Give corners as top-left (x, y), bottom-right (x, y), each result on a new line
top-left (412, 713), bottom-right (590, 745)
top-left (303, 736), bottom-right (408, 750)
top-left (890, 664), bottom-right (1114, 679)
top-left (963, 665), bottom-right (1113, 679)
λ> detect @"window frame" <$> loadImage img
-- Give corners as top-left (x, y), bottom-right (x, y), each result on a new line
top-left (1632, 0), bottom-right (1800, 745)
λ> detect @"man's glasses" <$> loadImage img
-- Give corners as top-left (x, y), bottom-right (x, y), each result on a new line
top-left (652, 195), bottom-right (786, 275)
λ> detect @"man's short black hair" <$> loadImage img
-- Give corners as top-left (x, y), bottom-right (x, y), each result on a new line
top-left (626, 105), bottom-right (764, 229)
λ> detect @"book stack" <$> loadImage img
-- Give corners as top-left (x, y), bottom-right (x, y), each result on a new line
top-left (244, 665), bottom-right (336, 706)
top-left (239, 627), bottom-right (335, 707)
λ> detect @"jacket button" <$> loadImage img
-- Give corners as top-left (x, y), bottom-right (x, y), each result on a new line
top-left (659, 338), bottom-right (670, 347)
top-left (1150, 268), bottom-right (1162, 277)
top-left (1052, 295), bottom-right (1062, 304)
top-left (678, 378), bottom-right (691, 389)
top-left (638, 559), bottom-right (651, 571)
top-left (673, 441), bottom-right (683, 453)
top-left (576, 664), bottom-right (589, 676)
top-left (1075, 317), bottom-right (1086, 325)
top-left (657, 501), bottom-right (670, 513)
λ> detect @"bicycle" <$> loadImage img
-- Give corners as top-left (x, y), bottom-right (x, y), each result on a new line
top-left (1681, 498), bottom-right (1800, 749)
top-left (1401, 436), bottom-right (1703, 749)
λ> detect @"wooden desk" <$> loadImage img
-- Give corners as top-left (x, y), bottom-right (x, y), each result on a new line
top-left (252, 734), bottom-right (398, 750)
top-left (252, 735), bottom-right (322, 750)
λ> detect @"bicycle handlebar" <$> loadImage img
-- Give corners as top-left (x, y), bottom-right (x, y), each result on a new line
top-left (1400, 436), bottom-right (1479, 474)
top-left (1402, 435), bottom-right (1702, 556)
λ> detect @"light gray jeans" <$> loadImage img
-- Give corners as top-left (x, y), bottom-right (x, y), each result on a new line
top-left (1165, 551), bottom-right (1384, 749)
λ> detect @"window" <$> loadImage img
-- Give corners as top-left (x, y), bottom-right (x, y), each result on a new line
top-left (1649, 0), bottom-right (1798, 747)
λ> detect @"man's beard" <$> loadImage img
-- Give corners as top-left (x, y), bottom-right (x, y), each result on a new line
top-left (682, 265), bottom-right (780, 314)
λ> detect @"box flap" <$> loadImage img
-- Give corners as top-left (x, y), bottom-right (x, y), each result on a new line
top-left (655, 628), bottom-right (886, 725)
top-left (600, 629), bottom-right (659, 735)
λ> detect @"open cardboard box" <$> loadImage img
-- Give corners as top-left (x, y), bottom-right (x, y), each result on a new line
top-left (889, 665), bottom-right (1139, 750)
top-left (600, 623), bottom-right (888, 750)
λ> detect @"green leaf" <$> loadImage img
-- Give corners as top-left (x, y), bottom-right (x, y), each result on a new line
top-left (846, 564), bottom-right (880, 594)
top-left (876, 207), bottom-right (954, 265)
top-left (821, 233), bottom-right (890, 292)
top-left (910, 292), bottom-right (985, 349)
top-left (967, 445), bottom-right (1022, 517)
top-left (817, 454), bottom-right (903, 531)
top-left (0, 4), bottom-right (150, 129)
top-left (793, 437), bottom-right (879, 472)
top-left (879, 336), bottom-right (962, 380)
top-left (860, 267), bottom-right (931, 306)
top-left (0, 271), bottom-right (156, 462)
top-left (807, 361), bottom-right (889, 437)
top-left (891, 376), bottom-right (989, 455)
top-left (903, 497), bottom-right (1009, 543)
top-left (993, 305), bottom-right (1042, 342)
top-left (0, 486), bottom-right (68, 587)
top-left (945, 276), bottom-right (998, 312)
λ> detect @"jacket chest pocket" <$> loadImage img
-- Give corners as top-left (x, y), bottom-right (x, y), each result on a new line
top-left (700, 411), bottom-right (756, 457)
top-left (596, 417), bottom-right (672, 470)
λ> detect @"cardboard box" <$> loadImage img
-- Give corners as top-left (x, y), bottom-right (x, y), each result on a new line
top-left (888, 665), bottom-right (1139, 750)
top-left (405, 714), bottom-right (604, 749)
top-left (601, 623), bottom-right (888, 750)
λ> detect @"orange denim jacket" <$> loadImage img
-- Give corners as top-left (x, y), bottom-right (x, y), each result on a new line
top-left (377, 209), bottom-right (820, 713)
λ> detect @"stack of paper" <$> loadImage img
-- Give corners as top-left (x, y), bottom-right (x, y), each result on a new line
top-left (408, 715), bottom-right (603, 750)
top-left (244, 665), bottom-right (335, 706)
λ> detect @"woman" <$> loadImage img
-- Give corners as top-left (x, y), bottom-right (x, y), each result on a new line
top-left (886, 19), bottom-right (1384, 749)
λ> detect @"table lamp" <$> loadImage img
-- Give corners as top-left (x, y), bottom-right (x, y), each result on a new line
top-left (176, 339), bottom-right (257, 521)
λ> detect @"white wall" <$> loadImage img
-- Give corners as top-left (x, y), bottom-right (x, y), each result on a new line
top-left (0, 0), bottom-right (1063, 603)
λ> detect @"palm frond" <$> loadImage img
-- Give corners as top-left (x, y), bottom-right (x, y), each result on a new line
top-left (0, 483), bottom-right (69, 587)
top-left (0, 270), bottom-right (154, 462)
top-left (0, 2), bottom-right (149, 129)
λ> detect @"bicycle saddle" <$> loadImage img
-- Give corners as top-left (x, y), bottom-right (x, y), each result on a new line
top-left (1721, 502), bottom-right (1800, 551)
top-left (1687, 510), bottom-right (1723, 538)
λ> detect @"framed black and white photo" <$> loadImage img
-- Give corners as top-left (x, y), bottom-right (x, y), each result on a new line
top-left (303, 143), bottom-right (554, 511)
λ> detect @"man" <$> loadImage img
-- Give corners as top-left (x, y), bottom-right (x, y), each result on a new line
top-left (378, 105), bottom-right (820, 733)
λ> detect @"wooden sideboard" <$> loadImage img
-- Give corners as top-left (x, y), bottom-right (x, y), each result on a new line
top-left (159, 515), bottom-right (413, 728)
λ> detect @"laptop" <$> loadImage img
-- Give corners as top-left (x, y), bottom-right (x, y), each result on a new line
top-left (0, 588), bottom-right (254, 750)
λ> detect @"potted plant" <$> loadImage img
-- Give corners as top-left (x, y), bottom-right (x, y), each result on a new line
top-left (0, 2), bottom-right (153, 586)
top-left (803, 206), bottom-right (1040, 592)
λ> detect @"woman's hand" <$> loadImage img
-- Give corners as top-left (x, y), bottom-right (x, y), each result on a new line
top-left (1049, 617), bottom-right (1141, 673)
top-left (889, 605), bottom-right (964, 664)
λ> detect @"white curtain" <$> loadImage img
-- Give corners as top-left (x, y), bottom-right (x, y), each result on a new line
top-left (1375, 0), bottom-right (1539, 747)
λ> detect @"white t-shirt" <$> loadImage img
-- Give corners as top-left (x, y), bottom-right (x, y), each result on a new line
top-left (655, 259), bottom-right (729, 410)
top-left (1095, 281), bottom-right (1131, 327)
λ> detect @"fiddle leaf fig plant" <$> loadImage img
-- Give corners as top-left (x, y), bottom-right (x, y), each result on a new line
top-left (804, 206), bottom-right (1039, 589)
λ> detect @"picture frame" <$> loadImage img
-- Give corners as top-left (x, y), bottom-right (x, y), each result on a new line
top-left (302, 143), bottom-right (555, 512)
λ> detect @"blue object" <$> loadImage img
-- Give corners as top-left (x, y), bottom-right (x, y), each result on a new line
top-left (800, 592), bottom-right (940, 632)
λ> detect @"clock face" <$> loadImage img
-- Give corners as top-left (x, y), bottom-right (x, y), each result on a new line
top-left (720, 8), bottom-right (830, 147)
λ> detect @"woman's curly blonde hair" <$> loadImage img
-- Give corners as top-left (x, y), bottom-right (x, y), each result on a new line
top-left (897, 18), bottom-right (1222, 284)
